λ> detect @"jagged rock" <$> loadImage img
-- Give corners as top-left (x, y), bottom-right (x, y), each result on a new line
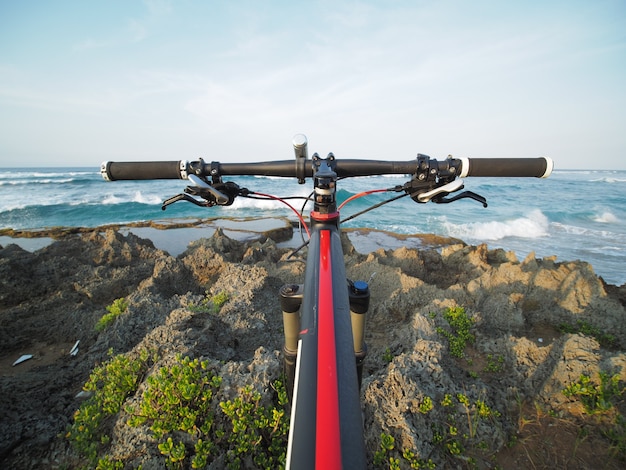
top-left (1, 229), bottom-right (625, 468)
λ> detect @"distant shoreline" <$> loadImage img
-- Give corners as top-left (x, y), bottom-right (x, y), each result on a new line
top-left (3, 216), bottom-right (624, 288)
top-left (0, 216), bottom-right (464, 257)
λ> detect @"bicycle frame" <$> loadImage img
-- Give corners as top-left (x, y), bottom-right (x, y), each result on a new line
top-left (281, 156), bottom-right (367, 469)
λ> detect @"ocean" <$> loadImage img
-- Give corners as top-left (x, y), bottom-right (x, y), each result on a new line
top-left (1, 166), bottom-right (625, 286)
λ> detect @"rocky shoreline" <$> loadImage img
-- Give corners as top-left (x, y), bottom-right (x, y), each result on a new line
top-left (1, 224), bottom-right (625, 468)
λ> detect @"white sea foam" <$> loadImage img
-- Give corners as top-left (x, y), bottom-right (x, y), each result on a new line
top-left (102, 195), bottom-right (123, 205)
top-left (131, 191), bottom-right (162, 205)
top-left (0, 201), bottom-right (26, 212)
top-left (226, 195), bottom-right (313, 212)
top-left (101, 192), bottom-right (163, 205)
top-left (0, 178), bottom-right (77, 186)
top-left (590, 177), bottom-right (626, 183)
top-left (443, 209), bottom-right (549, 241)
top-left (226, 198), bottom-right (286, 211)
top-left (593, 211), bottom-right (618, 223)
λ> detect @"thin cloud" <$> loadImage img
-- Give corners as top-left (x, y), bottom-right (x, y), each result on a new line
top-left (72, 38), bottom-right (116, 52)
top-left (0, 85), bottom-right (122, 113)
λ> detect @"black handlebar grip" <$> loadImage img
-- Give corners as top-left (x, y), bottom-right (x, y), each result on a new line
top-left (458, 157), bottom-right (553, 178)
top-left (101, 161), bottom-right (187, 181)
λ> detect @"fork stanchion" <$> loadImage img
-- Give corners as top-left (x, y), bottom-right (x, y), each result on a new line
top-left (280, 283), bottom-right (304, 402)
top-left (349, 280), bottom-right (370, 390)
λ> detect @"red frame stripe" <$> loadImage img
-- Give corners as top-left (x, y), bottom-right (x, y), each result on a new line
top-left (316, 230), bottom-right (342, 469)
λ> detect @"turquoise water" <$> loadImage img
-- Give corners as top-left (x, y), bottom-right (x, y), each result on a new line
top-left (1, 167), bottom-right (624, 285)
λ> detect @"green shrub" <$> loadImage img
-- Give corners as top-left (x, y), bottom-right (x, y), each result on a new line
top-left (558, 320), bottom-right (617, 349)
top-left (69, 351), bottom-right (290, 469)
top-left (484, 354), bottom-right (505, 373)
top-left (66, 348), bottom-right (152, 465)
top-left (94, 455), bottom-right (124, 469)
top-left (96, 298), bottom-right (129, 332)
top-left (373, 392), bottom-right (501, 469)
top-left (382, 347), bottom-right (394, 363)
top-left (418, 396), bottom-right (434, 414)
top-left (219, 383), bottom-right (289, 469)
top-left (563, 371), bottom-right (626, 458)
top-left (189, 290), bottom-right (231, 314)
top-left (127, 355), bottom-right (221, 437)
top-left (374, 433), bottom-right (435, 469)
top-left (563, 371), bottom-right (623, 415)
top-left (126, 354), bottom-right (289, 469)
top-left (373, 433), bottom-right (397, 467)
top-left (435, 306), bottom-right (475, 358)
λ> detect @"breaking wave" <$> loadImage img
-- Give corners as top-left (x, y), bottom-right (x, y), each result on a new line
top-left (442, 209), bottom-right (549, 241)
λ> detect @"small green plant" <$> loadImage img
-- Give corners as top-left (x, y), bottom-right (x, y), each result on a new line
top-left (375, 433), bottom-right (435, 469)
top-left (418, 396), bottom-right (434, 414)
top-left (96, 298), bottom-right (129, 332)
top-left (189, 290), bottom-right (230, 314)
top-left (374, 433), bottom-right (397, 467)
top-left (69, 348), bottom-right (289, 469)
top-left (128, 355), bottom-right (221, 437)
top-left (436, 306), bottom-right (475, 358)
top-left (446, 439), bottom-right (464, 456)
top-left (456, 392), bottom-right (501, 439)
top-left (441, 393), bottom-right (454, 407)
top-left (563, 371), bottom-right (624, 414)
top-left (219, 382), bottom-right (289, 469)
top-left (66, 348), bottom-right (152, 465)
top-left (559, 320), bottom-right (617, 348)
top-left (94, 455), bottom-right (124, 469)
top-left (605, 414), bottom-right (626, 457)
top-left (484, 354), bottom-right (505, 373)
top-left (383, 347), bottom-right (394, 363)
top-left (126, 354), bottom-right (289, 469)
top-left (562, 371), bottom-right (626, 458)
top-left (402, 449), bottom-right (436, 469)
top-left (375, 388), bottom-right (503, 468)
top-left (158, 437), bottom-right (187, 468)
top-left (431, 393), bottom-right (501, 464)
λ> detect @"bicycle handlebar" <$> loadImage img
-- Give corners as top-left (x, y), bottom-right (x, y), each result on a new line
top-left (102, 156), bottom-right (553, 181)
top-left (457, 157), bottom-right (553, 178)
top-left (101, 161), bottom-right (187, 181)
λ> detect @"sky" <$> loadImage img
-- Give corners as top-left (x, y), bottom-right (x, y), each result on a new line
top-left (1, 0), bottom-right (625, 170)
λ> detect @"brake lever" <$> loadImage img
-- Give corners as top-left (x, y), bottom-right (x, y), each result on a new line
top-left (188, 174), bottom-right (229, 205)
top-left (434, 191), bottom-right (488, 207)
top-left (415, 179), bottom-right (464, 203)
top-left (161, 193), bottom-right (212, 210)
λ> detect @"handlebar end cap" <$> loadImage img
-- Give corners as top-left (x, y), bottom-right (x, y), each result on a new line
top-left (100, 161), bottom-right (112, 181)
top-left (541, 157), bottom-right (554, 178)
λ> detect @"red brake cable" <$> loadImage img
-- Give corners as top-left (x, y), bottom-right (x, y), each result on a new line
top-left (250, 192), bottom-right (311, 238)
top-left (338, 188), bottom-right (389, 210)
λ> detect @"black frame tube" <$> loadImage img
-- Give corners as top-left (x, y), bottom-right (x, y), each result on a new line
top-left (286, 223), bottom-right (366, 470)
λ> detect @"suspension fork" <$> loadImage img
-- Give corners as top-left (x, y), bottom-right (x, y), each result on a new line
top-left (280, 283), bottom-right (303, 400)
top-left (280, 153), bottom-right (370, 400)
top-left (280, 278), bottom-right (370, 401)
